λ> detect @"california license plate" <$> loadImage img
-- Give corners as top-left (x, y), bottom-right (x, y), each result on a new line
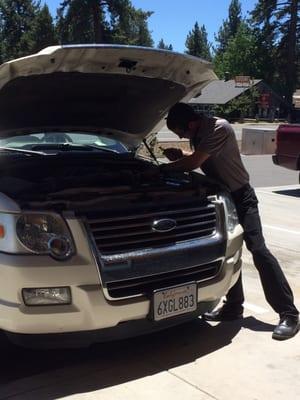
top-left (153, 283), bottom-right (197, 321)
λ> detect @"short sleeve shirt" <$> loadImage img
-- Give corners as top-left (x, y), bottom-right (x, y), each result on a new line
top-left (190, 117), bottom-right (249, 192)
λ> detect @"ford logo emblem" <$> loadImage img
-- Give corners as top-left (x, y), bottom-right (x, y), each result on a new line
top-left (152, 219), bottom-right (177, 233)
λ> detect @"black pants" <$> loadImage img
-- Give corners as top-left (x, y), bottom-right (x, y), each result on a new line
top-left (227, 184), bottom-right (299, 318)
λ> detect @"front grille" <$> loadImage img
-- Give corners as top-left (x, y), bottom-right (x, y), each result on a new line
top-left (106, 260), bottom-right (222, 298)
top-left (85, 200), bottom-right (217, 255)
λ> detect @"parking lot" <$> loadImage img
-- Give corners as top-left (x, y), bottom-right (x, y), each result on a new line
top-left (0, 150), bottom-right (299, 400)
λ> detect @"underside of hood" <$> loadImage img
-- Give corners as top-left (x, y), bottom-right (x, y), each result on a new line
top-left (0, 45), bottom-right (217, 145)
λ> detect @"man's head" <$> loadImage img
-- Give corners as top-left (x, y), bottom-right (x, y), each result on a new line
top-left (166, 102), bottom-right (201, 139)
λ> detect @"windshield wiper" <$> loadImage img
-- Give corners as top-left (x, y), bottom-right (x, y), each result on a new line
top-left (0, 146), bottom-right (47, 156)
top-left (30, 143), bottom-right (92, 152)
top-left (30, 143), bottom-right (119, 153)
top-left (84, 144), bottom-right (118, 153)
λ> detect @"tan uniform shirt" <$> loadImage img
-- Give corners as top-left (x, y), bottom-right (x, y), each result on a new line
top-left (191, 117), bottom-right (249, 192)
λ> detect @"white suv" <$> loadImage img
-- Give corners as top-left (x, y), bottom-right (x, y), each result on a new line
top-left (0, 45), bottom-right (243, 348)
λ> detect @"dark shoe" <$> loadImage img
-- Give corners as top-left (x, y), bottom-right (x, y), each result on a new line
top-left (203, 306), bottom-right (243, 322)
top-left (272, 316), bottom-right (299, 340)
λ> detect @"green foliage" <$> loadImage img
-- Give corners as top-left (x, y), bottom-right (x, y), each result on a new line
top-left (56, 0), bottom-right (153, 46)
top-left (250, 0), bottom-right (300, 105)
top-left (214, 0), bottom-right (299, 107)
top-left (0, 0), bottom-right (153, 63)
top-left (185, 22), bottom-right (211, 61)
top-left (0, 0), bottom-right (38, 61)
top-left (214, 22), bottom-right (262, 79)
top-left (115, 7), bottom-right (153, 47)
top-left (157, 38), bottom-right (173, 51)
top-left (0, 1), bottom-right (57, 62)
top-left (56, 0), bottom-right (108, 44)
top-left (215, 87), bottom-right (260, 120)
top-left (214, 0), bottom-right (242, 55)
top-left (26, 4), bottom-right (57, 53)
top-left (109, 3), bottom-right (153, 46)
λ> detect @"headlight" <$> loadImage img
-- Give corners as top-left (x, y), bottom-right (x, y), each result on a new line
top-left (0, 212), bottom-right (75, 260)
top-left (16, 213), bottom-right (74, 259)
top-left (221, 193), bottom-right (239, 233)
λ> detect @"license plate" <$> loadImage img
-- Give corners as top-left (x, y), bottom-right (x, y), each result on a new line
top-left (153, 283), bottom-right (197, 321)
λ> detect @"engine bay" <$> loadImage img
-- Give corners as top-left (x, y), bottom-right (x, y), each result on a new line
top-left (0, 152), bottom-right (220, 212)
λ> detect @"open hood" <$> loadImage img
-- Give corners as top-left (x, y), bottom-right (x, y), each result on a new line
top-left (0, 45), bottom-right (217, 146)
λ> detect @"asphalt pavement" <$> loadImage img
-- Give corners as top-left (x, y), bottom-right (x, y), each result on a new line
top-left (242, 154), bottom-right (299, 187)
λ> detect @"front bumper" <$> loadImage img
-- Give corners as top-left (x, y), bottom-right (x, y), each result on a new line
top-left (0, 219), bottom-right (243, 347)
top-left (5, 300), bottom-right (220, 349)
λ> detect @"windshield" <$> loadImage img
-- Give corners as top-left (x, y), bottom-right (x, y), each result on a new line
top-left (0, 132), bottom-right (128, 153)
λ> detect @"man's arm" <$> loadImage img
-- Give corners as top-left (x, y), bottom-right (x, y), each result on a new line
top-left (162, 147), bottom-right (192, 161)
top-left (161, 149), bottom-right (210, 173)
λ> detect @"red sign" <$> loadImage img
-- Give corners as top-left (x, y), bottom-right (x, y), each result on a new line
top-left (235, 76), bottom-right (251, 87)
top-left (260, 93), bottom-right (270, 108)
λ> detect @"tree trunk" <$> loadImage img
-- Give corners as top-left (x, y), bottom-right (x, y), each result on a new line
top-left (92, 0), bottom-right (105, 43)
top-left (285, 0), bottom-right (298, 107)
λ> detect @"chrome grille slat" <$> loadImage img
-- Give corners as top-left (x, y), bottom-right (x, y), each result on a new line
top-left (90, 221), bottom-right (153, 232)
top-left (177, 219), bottom-right (216, 229)
top-left (92, 220), bottom-right (216, 240)
top-left (95, 227), bottom-right (215, 248)
top-left (87, 205), bottom-right (215, 224)
top-left (89, 212), bottom-right (217, 233)
top-left (175, 212), bottom-right (216, 222)
top-left (84, 201), bottom-right (218, 255)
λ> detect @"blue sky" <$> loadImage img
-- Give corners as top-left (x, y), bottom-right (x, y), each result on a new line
top-left (45, 0), bottom-right (258, 52)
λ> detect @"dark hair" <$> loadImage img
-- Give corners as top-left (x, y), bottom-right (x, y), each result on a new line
top-left (166, 102), bottom-right (200, 131)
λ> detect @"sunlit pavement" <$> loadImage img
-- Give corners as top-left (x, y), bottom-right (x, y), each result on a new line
top-left (0, 185), bottom-right (299, 399)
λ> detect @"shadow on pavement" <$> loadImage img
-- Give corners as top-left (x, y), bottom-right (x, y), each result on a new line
top-left (0, 317), bottom-right (276, 399)
top-left (273, 188), bottom-right (300, 198)
top-left (0, 318), bottom-right (243, 399)
top-left (241, 316), bottom-right (275, 332)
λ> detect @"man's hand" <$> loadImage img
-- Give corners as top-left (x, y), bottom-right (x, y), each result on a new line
top-left (162, 147), bottom-right (183, 161)
top-left (160, 149), bottom-right (210, 173)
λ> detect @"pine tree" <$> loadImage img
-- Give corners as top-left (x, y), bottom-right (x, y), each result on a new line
top-left (26, 4), bottom-right (57, 53)
top-left (107, 3), bottom-right (153, 46)
top-left (157, 38), bottom-right (173, 50)
top-left (56, 0), bottom-right (107, 44)
top-left (129, 8), bottom-right (153, 47)
top-left (214, 22), bottom-right (261, 79)
top-left (56, 0), bottom-right (153, 46)
top-left (0, 0), bottom-right (38, 61)
top-left (214, 0), bottom-right (242, 55)
top-left (185, 22), bottom-right (211, 60)
top-left (251, 0), bottom-right (300, 106)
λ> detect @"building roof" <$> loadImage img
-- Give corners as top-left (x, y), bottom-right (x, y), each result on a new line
top-left (190, 79), bottom-right (262, 105)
